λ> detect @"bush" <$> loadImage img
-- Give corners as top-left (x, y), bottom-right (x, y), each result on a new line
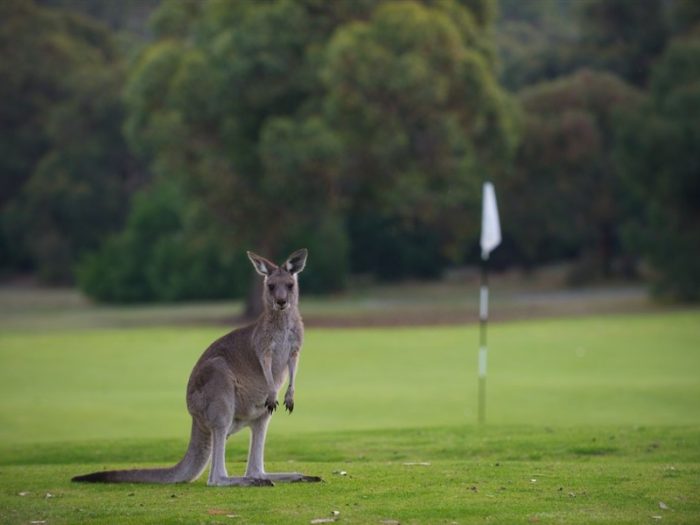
top-left (78, 181), bottom-right (349, 303)
top-left (145, 234), bottom-right (248, 302)
top-left (78, 182), bottom-right (248, 303)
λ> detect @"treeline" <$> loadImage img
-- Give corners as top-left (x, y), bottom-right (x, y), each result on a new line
top-left (1, 0), bottom-right (699, 304)
top-left (496, 0), bottom-right (700, 299)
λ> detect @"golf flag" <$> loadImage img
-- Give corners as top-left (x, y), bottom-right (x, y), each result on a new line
top-left (477, 181), bottom-right (500, 424)
top-left (480, 182), bottom-right (501, 260)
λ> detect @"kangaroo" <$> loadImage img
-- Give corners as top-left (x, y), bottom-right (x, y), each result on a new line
top-left (72, 249), bottom-right (321, 486)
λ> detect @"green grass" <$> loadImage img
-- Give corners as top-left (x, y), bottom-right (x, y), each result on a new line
top-left (2, 426), bottom-right (699, 524)
top-left (1, 311), bottom-right (699, 523)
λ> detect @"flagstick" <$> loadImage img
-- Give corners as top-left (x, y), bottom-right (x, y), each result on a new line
top-left (478, 181), bottom-right (500, 425)
top-left (478, 254), bottom-right (489, 424)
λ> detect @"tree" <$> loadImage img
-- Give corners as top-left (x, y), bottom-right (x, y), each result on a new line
top-left (78, 179), bottom-right (248, 303)
top-left (116, 0), bottom-right (513, 308)
top-left (0, 0), bottom-right (140, 281)
top-left (322, 0), bottom-right (517, 277)
top-left (123, 0), bottom-right (372, 313)
top-left (615, 37), bottom-right (700, 300)
top-left (500, 69), bottom-right (642, 278)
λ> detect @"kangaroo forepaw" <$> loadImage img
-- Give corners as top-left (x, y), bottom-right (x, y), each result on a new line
top-left (284, 387), bottom-right (294, 413)
top-left (265, 399), bottom-right (279, 414)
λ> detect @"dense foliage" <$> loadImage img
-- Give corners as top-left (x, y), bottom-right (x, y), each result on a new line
top-left (0, 0), bottom-right (141, 281)
top-left (495, 0), bottom-right (700, 292)
top-left (112, 0), bottom-right (515, 307)
top-left (77, 180), bottom-right (248, 302)
top-left (615, 37), bottom-right (700, 301)
top-left (2, 0), bottom-right (699, 305)
top-left (501, 70), bottom-right (642, 279)
top-left (322, 0), bottom-right (517, 277)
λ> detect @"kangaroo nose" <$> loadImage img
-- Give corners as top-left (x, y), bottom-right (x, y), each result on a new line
top-left (276, 299), bottom-right (287, 307)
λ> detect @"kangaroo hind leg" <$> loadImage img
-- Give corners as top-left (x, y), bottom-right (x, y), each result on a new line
top-left (207, 425), bottom-right (273, 487)
top-left (244, 414), bottom-right (322, 483)
top-left (198, 371), bottom-right (273, 487)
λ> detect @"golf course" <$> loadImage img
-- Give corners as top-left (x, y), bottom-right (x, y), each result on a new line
top-left (4, 0), bottom-right (700, 522)
top-left (1, 293), bottom-right (698, 524)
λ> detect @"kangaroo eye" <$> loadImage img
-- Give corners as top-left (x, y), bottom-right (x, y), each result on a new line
top-left (286, 283), bottom-right (294, 291)
top-left (268, 284), bottom-right (275, 292)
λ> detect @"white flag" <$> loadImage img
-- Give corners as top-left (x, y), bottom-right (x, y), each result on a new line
top-left (480, 182), bottom-right (501, 260)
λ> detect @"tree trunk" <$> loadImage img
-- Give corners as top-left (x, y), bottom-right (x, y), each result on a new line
top-left (599, 223), bottom-right (614, 278)
top-left (244, 274), bottom-right (264, 320)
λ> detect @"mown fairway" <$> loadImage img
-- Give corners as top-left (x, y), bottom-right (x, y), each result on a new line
top-left (1, 311), bottom-right (699, 523)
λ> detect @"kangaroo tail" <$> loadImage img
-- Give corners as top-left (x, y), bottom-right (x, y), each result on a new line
top-left (72, 420), bottom-right (211, 484)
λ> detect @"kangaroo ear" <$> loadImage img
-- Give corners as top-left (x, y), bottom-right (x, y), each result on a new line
top-left (283, 248), bottom-right (308, 275)
top-left (247, 251), bottom-right (277, 276)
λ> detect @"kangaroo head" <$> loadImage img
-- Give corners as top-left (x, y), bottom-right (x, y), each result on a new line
top-left (247, 249), bottom-right (308, 312)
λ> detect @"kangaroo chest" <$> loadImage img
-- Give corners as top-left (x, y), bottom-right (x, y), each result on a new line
top-left (253, 318), bottom-right (303, 385)
top-left (269, 325), bottom-right (301, 378)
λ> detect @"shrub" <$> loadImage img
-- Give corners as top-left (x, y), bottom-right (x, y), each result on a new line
top-left (78, 181), bottom-right (248, 303)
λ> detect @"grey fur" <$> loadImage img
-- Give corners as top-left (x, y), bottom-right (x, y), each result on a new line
top-left (73, 249), bottom-right (321, 486)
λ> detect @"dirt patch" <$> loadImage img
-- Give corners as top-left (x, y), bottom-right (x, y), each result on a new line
top-left (258, 286), bottom-right (662, 328)
top-left (0, 280), bottom-right (672, 331)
